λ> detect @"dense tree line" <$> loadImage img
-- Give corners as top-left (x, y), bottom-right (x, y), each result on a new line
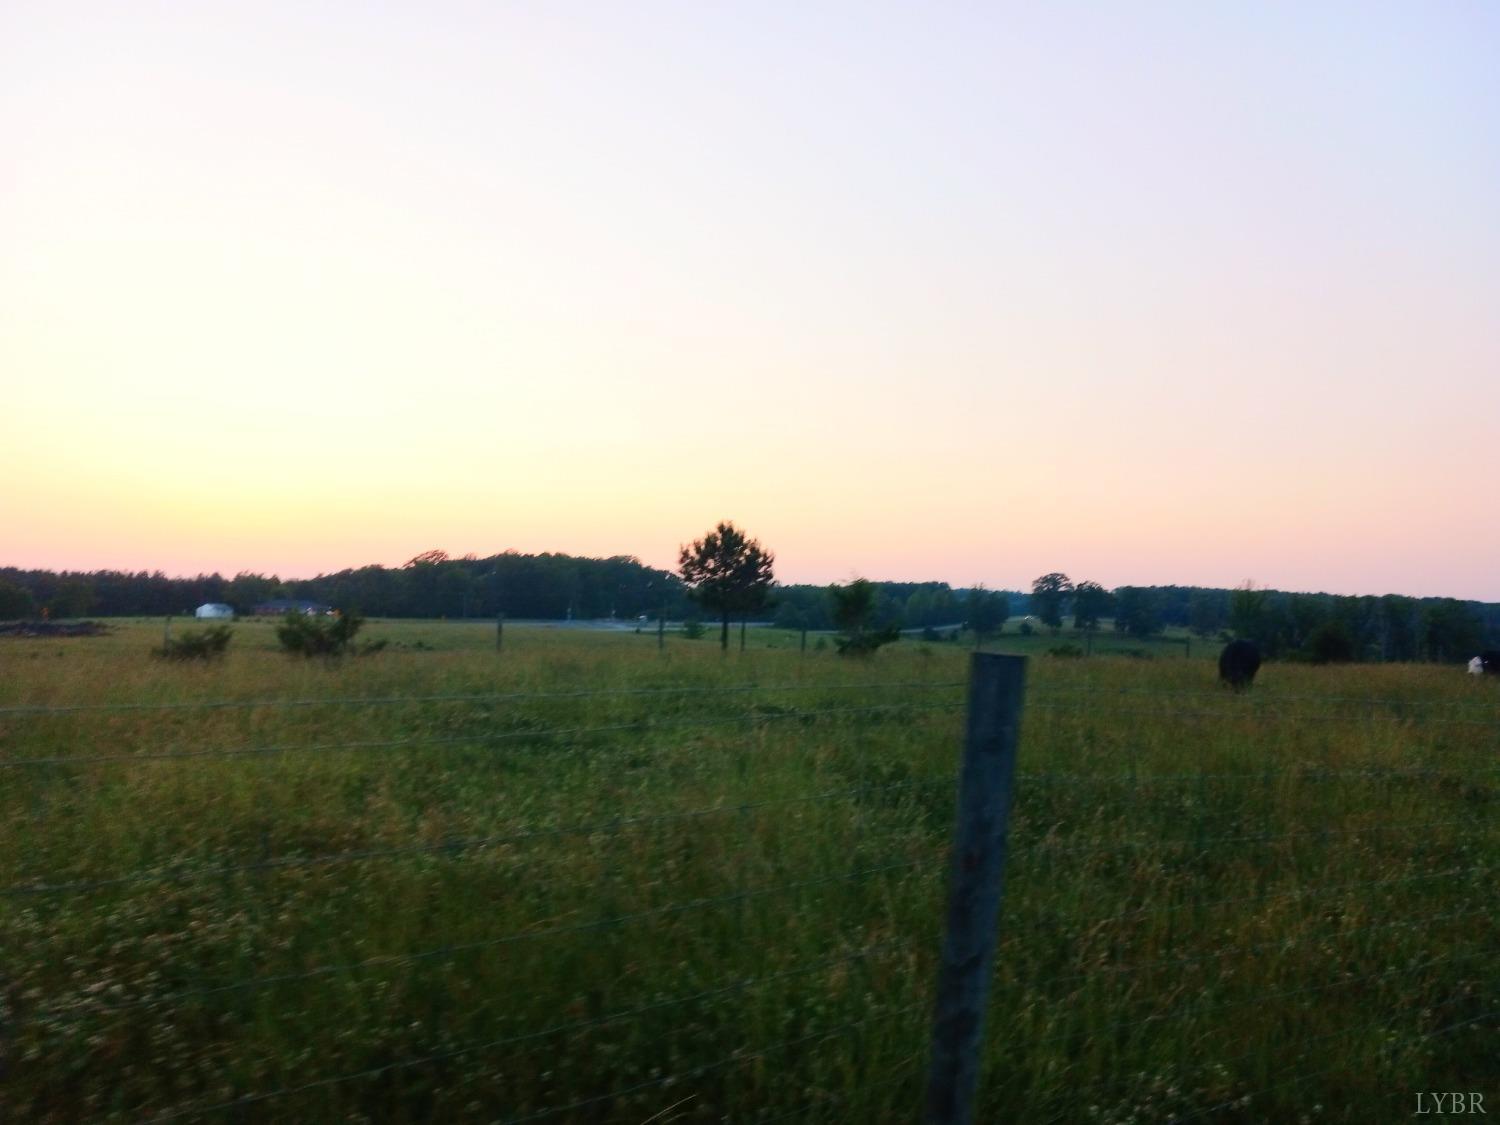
top-left (770, 582), bottom-right (1026, 634)
top-left (0, 553), bottom-right (692, 621)
top-left (1026, 576), bottom-right (1499, 664)
top-left (2, 558), bottom-right (1496, 662)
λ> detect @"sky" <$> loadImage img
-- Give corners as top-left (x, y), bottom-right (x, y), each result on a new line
top-left (3, 3), bottom-right (1497, 599)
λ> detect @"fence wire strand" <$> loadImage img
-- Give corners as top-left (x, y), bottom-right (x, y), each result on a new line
top-left (1046, 1000), bottom-right (1496, 1124)
top-left (1161, 1008), bottom-right (1497, 1125)
top-left (1027, 701), bottom-right (1500, 728)
top-left (1022, 813), bottom-right (1489, 861)
top-left (1006, 863), bottom-right (1489, 939)
top-left (1028, 947), bottom-right (1491, 1068)
top-left (0, 679), bottom-right (966, 718)
top-left (4, 777), bottom-right (951, 897)
top-left (140, 944), bottom-right (910, 1118)
top-left (0, 700), bottom-right (964, 768)
top-left (1012, 904), bottom-right (1492, 995)
top-left (23, 858), bottom-right (935, 1023)
top-left (142, 1000), bottom-right (927, 1123)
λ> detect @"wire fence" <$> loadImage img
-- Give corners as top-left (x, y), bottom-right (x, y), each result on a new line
top-left (4, 665), bottom-right (1495, 1122)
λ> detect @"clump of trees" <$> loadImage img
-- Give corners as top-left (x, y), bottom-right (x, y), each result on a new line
top-left (1112, 587), bottom-right (1162, 638)
top-left (678, 522), bottom-right (776, 652)
top-left (1030, 573), bottom-right (1073, 634)
top-left (965, 586), bottom-right (1009, 649)
top-left (154, 625), bottom-right (233, 662)
top-left (830, 579), bottom-right (901, 657)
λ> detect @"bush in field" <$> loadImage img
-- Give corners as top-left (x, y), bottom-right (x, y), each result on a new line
top-left (1304, 621), bottom-right (1356, 664)
top-left (830, 579), bottom-right (900, 657)
top-left (681, 616), bottom-right (706, 639)
top-left (154, 625), bottom-right (233, 661)
top-left (276, 611), bottom-right (368, 657)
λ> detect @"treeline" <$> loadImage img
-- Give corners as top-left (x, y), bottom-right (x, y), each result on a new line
top-left (0, 557), bottom-right (1022, 632)
top-left (1037, 582), bottom-right (1500, 664)
top-left (0, 552), bottom-right (690, 621)
top-left (2, 558), bottom-right (1496, 661)
top-left (769, 582), bottom-right (1027, 633)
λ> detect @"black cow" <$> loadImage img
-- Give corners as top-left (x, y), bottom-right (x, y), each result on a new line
top-left (1219, 640), bottom-right (1262, 690)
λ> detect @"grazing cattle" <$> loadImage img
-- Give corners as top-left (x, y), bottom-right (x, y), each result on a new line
top-left (1219, 639), bottom-right (1262, 690)
top-left (1473, 651), bottom-right (1500, 675)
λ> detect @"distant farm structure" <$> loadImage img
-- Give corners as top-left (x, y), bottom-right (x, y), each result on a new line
top-left (252, 599), bottom-right (333, 617)
top-left (194, 603), bottom-right (234, 620)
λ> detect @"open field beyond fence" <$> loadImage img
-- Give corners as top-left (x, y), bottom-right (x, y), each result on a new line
top-left (2, 620), bottom-right (1495, 1122)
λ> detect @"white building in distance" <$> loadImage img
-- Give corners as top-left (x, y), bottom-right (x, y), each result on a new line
top-left (195, 603), bottom-right (234, 619)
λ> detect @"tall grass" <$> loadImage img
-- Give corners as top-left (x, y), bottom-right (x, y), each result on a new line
top-left (2, 622), bottom-right (1494, 1122)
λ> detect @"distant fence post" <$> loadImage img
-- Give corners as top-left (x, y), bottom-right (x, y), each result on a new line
top-left (925, 653), bottom-right (1026, 1125)
top-left (496, 612), bottom-right (504, 651)
top-left (658, 610), bottom-right (665, 652)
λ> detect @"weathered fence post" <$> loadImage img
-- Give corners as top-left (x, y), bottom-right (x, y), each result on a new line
top-left (496, 612), bottom-right (504, 651)
top-left (925, 652), bottom-right (1026, 1125)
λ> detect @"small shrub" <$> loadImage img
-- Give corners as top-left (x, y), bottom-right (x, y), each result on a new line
top-left (276, 611), bottom-right (366, 658)
top-left (835, 626), bottom-right (901, 658)
top-left (1304, 622), bottom-right (1356, 664)
top-left (154, 625), bottom-right (233, 662)
top-left (1018, 621), bottom-right (1034, 636)
top-left (681, 617), bottom-right (706, 640)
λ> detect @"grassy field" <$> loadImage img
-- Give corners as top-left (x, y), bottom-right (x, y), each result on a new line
top-left (3, 619), bottom-right (1495, 1122)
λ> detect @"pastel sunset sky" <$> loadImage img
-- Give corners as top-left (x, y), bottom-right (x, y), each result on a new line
top-left (3, 3), bottom-right (1497, 598)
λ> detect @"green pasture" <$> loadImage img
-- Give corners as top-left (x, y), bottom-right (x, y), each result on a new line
top-left (2, 620), bottom-right (1495, 1122)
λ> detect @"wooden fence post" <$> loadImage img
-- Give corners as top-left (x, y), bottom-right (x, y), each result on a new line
top-left (925, 652), bottom-right (1026, 1125)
